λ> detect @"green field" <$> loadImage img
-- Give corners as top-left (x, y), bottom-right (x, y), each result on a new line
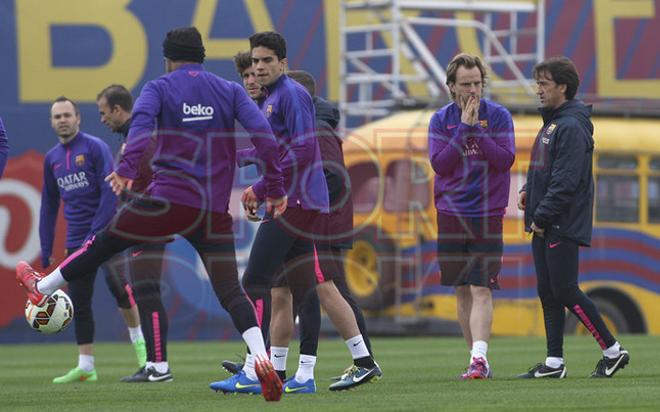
top-left (1, 335), bottom-right (658, 411)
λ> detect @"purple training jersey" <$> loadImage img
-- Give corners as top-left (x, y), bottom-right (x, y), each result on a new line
top-left (428, 99), bottom-right (515, 217)
top-left (117, 63), bottom-right (284, 213)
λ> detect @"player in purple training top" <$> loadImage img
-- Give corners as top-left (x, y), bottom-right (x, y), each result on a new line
top-left (40, 96), bottom-right (146, 383)
top-left (17, 27), bottom-right (286, 402)
top-left (428, 53), bottom-right (515, 379)
top-left (211, 32), bottom-right (380, 395)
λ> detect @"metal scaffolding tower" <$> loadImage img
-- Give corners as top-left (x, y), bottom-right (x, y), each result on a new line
top-left (339, 0), bottom-right (546, 129)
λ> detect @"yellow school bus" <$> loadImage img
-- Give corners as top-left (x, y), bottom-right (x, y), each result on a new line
top-left (342, 110), bottom-right (660, 335)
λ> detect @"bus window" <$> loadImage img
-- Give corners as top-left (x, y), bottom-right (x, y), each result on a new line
top-left (649, 158), bottom-right (660, 223)
top-left (349, 161), bottom-right (380, 213)
top-left (595, 155), bottom-right (640, 223)
top-left (598, 155), bottom-right (638, 169)
top-left (596, 175), bottom-right (639, 223)
top-left (650, 158), bottom-right (660, 171)
top-left (383, 159), bottom-right (430, 212)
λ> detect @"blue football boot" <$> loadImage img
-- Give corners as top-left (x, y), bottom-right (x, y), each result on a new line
top-left (209, 370), bottom-right (262, 394)
top-left (283, 377), bottom-right (316, 394)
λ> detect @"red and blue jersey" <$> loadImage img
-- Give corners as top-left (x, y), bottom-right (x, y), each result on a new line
top-left (116, 63), bottom-right (284, 212)
top-left (428, 99), bottom-right (515, 217)
top-left (39, 132), bottom-right (117, 264)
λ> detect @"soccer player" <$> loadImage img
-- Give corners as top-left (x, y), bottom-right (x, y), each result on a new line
top-left (517, 56), bottom-right (629, 379)
top-left (428, 53), bottom-right (515, 379)
top-left (0, 115), bottom-right (8, 178)
top-left (277, 69), bottom-right (376, 386)
top-left (222, 59), bottom-right (375, 393)
top-left (210, 32), bottom-right (381, 394)
top-left (39, 96), bottom-right (146, 383)
top-left (219, 52), bottom-right (324, 394)
top-left (96, 85), bottom-right (171, 382)
top-left (17, 27), bottom-right (286, 401)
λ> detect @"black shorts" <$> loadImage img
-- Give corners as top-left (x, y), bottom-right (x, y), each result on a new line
top-left (270, 212), bottom-right (337, 288)
top-left (436, 213), bottom-right (503, 289)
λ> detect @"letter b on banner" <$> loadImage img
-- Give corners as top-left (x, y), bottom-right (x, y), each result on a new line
top-left (16, 0), bottom-right (147, 102)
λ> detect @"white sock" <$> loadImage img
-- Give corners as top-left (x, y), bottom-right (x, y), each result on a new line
top-left (78, 354), bottom-right (94, 372)
top-left (603, 341), bottom-right (621, 359)
top-left (471, 340), bottom-right (489, 367)
top-left (345, 335), bottom-right (370, 359)
top-left (128, 326), bottom-right (143, 343)
top-left (146, 361), bottom-right (154, 370)
top-left (545, 356), bottom-right (564, 368)
top-left (270, 346), bottom-right (288, 372)
top-left (295, 354), bottom-right (316, 383)
top-left (152, 361), bottom-right (169, 374)
top-left (241, 327), bottom-right (267, 358)
top-left (243, 353), bottom-right (257, 381)
top-left (37, 268), bottom-right (66, 295)
top-left (471, 340), bottom-right (488, 359)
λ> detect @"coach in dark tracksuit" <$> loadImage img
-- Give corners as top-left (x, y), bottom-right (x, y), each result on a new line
top-left (517, 56), bottom-right (629, 379)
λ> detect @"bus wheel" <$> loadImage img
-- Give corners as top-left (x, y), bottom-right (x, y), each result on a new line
top-left (565, 297), bottom-right (629, 335)
top-left (344, 228), bottom-right (395, 310)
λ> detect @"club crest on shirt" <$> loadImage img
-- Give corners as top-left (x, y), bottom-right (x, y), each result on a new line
top-left (266, 104), bottom-right (273, 118)
top-left (479, 119), bottom-right (488, 128)
top-left (75, 154), bottom-right (85, 167)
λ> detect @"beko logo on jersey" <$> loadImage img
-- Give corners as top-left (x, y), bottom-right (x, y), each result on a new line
top-left (57, 171), bottom-right (89, 191)
top-left (182, 102), bottom-right (214, 122)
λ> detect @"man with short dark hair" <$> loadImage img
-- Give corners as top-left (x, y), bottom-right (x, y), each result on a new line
top-left (222, 57), bottom-right (326, 394)
top-left (96, 85), bottom-right (172, 383)
top-left (40, 96), bottom-right (146, 383)
top-left (17, 27), bottom-right (287, 402)
top-left (212, 31), bottom-right (381, 394)
top-left (428, 53), bottom-right (515, 379)
top-left (517, 56), bottom-right (629, 379)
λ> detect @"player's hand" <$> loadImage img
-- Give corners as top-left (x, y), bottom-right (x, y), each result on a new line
top-left (241, 186), bottom-right (260, 217)
top-left (266, 195), bottom-right (288, 219)
top-left (518, 191), bottom-right (527, 211)
top-left (531, 221), bottom-right (545, 238)
top-left (105, 172), bottom-right (134, 196)
top-left (461, 95), bottom-right (479, 126)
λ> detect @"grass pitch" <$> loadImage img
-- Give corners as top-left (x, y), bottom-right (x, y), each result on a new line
top-left (1, 335), bottom-right (658, 411)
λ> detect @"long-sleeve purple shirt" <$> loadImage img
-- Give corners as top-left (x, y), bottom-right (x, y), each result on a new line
top-left (241, 74), bottom-right (328, 212)
top-left (116, 64), bottom-right (284, 212)
top-left (428, 99), bottom-right (515, 217)
top-left (40, 132), bottom-right (117, 265)
top-left (0, 116), bottom-right (8, 178)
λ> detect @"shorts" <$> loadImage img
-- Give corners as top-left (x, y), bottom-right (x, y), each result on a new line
top-left (270, 212), bottom-right (337, 288)
top-left (436, 213), bottom-right (503, 289)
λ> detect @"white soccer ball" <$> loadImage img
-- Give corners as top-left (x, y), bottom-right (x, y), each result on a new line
top-left (25, 289), bottom-right (74, 334)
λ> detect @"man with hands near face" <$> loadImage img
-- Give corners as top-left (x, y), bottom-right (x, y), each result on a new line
top-left (428, 53), bottom-right (515, 379)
